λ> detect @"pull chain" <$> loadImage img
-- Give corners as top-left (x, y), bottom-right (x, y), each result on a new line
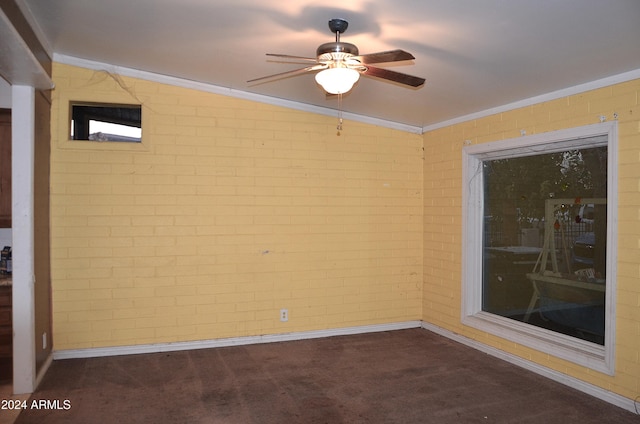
top-left (337, 93), bottom-right (344, 135)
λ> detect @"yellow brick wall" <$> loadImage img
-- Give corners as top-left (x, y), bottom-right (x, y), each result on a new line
top-left (423, 79), bottom-right (640, 400)
top-left (50, 63), bottom-right (423, 350)
top-left (51, 60), bottom-right (639, 401)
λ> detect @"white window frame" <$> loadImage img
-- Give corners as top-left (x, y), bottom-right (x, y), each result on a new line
top-left (461, 122), bottom-right (618, 375)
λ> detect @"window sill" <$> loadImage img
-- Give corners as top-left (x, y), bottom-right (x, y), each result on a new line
top-left (462, 311), bottom-right (613, 375)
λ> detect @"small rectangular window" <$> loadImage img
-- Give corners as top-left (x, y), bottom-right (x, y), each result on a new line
top-left (70, 103), bottom-right (141, 142)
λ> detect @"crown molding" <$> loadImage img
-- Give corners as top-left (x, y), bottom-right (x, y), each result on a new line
top-left (422, 69), bottom-right (640, 133)
top-left (53, 54), bottom-right (423, 134)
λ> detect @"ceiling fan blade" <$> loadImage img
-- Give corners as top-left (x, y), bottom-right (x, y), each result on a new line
top-left (265, 53), bottom-right (318, 62)
top-left (355, 49), bottom-right (415, 64)
top-left (247, 64), bottom-right (326, 84)
top-left (361, 65), bottom-right (425, 87)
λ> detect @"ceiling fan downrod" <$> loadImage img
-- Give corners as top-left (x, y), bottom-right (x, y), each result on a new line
top-left (317, 19), bottom-right (359, 58)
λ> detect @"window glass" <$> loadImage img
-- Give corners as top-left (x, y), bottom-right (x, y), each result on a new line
top-left (70, 103), bottom-right (141, 142)
top-left (482, 145), bottom-right (607, 345)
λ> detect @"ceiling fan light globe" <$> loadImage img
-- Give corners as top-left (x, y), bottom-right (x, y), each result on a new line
top-left (315, 68), bottom-right (360, 94)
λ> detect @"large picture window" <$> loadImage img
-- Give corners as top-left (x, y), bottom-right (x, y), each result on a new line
top-left (462, 122), bottom-right (617, 374)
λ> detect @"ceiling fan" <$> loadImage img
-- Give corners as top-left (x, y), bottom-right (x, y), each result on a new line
top-left (248, 18), bottom-right (425, 95)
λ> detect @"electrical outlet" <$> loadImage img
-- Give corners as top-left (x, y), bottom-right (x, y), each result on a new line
top-left (280, 308), bottom-right (288, 322)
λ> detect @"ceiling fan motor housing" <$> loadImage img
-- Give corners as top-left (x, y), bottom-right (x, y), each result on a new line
top-left (317, 42), bottom-right (359, 61)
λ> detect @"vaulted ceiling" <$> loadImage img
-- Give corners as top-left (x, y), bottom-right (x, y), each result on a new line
top-left (10, 0), bottom-right (640, 130)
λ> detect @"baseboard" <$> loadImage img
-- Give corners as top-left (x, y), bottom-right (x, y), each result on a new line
top-left (421, 321), bottom-right (640, 415)
top-left (52, 320), bottom-right (422, 360)
top-left (35, 352), bottom-right (53, 389)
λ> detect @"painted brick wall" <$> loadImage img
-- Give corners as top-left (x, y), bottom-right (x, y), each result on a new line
top-left (50, 63), bottom-right (423, 350)
top-left (423, 79), bottom-right (640, 400)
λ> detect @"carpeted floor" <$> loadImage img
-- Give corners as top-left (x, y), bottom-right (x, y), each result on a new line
top-left (13, 329), bottom-right (640, 423)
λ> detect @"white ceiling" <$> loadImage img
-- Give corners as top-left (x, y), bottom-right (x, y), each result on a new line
top-left (16, 0), bottom-right (640, 130)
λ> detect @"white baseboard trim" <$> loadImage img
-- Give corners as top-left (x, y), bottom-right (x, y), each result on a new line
top-left (421, 322), bottom-right (639, 415)
top-left (52, 320), bottom-right (422, 360)
top-left (35, 352), bottom-right (53, 389)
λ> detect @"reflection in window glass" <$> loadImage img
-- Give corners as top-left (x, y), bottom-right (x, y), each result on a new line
top-left (482, 145), bottom-right (607, 345)
top-left (71, 103), bottom-right (141, 142)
